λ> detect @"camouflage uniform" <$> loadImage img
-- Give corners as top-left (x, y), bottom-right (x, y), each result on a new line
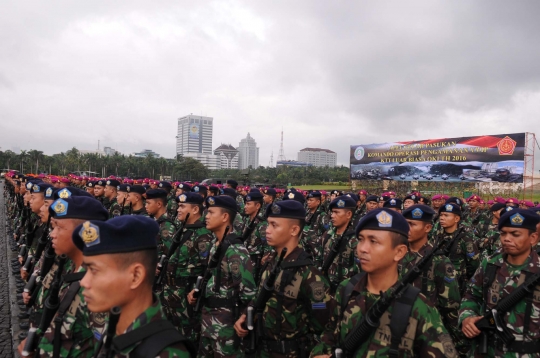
top-left (459, 251), bottom-right (540, 357)
top-left (131, 206), bottom-right (148, 216)
top-left (311, 273), bottom-right (457, 357)
top-left (161, 218), bottom-right (213, 341)
top-left (232, 212), bottom-right (244, 236)
top-left (198, 234), bottom-right (257, 357)
top-left (167, 192), bottom-right (178, 220)
top-left (301, 207), bottom-right (329, 261)
top-left (398, 242), bottom-right (466, 353)
top-left (242, 215), bottom-right (270, 284)
top-left (107, 197), bottom-right (123, 219)
top-left (38, 266), bottom-right (107, 358)
top-left (474, 222), bottom-right (501, 262)
top-left (155, 213), bottom-right (176, 256)
top-left (97, 297), bottom-right (191, 357)
top-left (462, 208), bottom-right (488, 229)
top-left (319, 226), bottom-right (359, 293)
top-left (434, 226), bottom-right (480, 293)
top-left (236, 194), bottom-right (245, 213)
top-left (255, 247), bottom-right (336, 358)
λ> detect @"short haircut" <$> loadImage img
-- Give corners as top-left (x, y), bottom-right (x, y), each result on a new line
top-left (389, 231), bottom-right (409, 248)
top-left (113, 248), bottom-right (158, 287)
top-left (219, 207), bottom-right (237, 226)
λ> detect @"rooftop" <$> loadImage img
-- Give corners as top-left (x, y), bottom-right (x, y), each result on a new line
top-left (299, 147), bottom-right (336, 154)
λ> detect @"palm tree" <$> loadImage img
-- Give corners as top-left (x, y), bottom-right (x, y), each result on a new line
top-left (19, 150), bottom-right (29, 173)
top-left (28, 149), bottom-right (44, 173)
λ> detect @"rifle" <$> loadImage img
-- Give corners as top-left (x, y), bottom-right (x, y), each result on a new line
top-left (128, 202), bottom-right (133, 215)
top-left (320, 219), bottom-right (354, 276)
top-left (22, 254), bottom-right (68, 356)
top-left (476, 270), bottom-right (540, 354)
top-left (193, 226), bottom-right (230, 313)
top-left (15, 201), bottom-right (30, 243)
top-left (154, 213), bottom-right (190, 291)
top-left (26, 243), bottom-right (57, 307)
top-left (246, 247), bottom-right (287, 354)
top-left (23, 215), bottom-right (51, 276)
top-left (241, 205), bottom-right (262, 243)
top-left (335, 239), bottom-right (446, 357)
top-left (93, 306), bottom-right (121, 358)
top-left (121, 197), bottom-right (127, 215)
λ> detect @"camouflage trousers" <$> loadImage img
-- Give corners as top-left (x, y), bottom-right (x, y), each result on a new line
top-left (160, 286), bottom-right (201, 342)
top-left (197, 336), bottom-right (245, 358)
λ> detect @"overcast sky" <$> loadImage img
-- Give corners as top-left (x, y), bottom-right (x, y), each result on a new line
top-left (1, 1), bottom-right (540, 168)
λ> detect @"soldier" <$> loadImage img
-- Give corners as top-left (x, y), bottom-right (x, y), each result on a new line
top-left (104, 179), bottom-right (122, 218)
top-left (474, 203), bottom-right (506, 260)
top-left (234, 200), bottom-right (336, 358)
top-left (176, 183), bottom-right (192, 197)
top-left (126, 185), bottom-right (147, 216)
top-left (459, 209), bottom-right (540, 357)
top-left (319, 196), bottom-right (359, 294)
top-left (364, 195), bottom-right (379, 214)
top-left (433, 202), bottom-right (480, 294)
top-left (311, 208), bottom-right (456, 357)
top-left (187, 195), bottom-right (256, 357)
top-left (400, 205), bottom-right (465, 354)
top-left (192, 184), bottom-right (209, 200)
top-left (241, 191), bottom-right (268, 284)
top-left (303, 191), bottom-right (328, 253)
top-left (222, 187), bottom-right (244, 235)
top-left (402, 194), bottom-right (419, 210)
top-left (225, 179), bottom-right (244, 212)
top-left (462, 195), bottom-right (487, 228)
top-left (76, 216), bottom-right (194, 357)
top-left (262, 188), bottom-right (276, 213)
top-left (383, 198), bottom-right (402, 213)
top-left (161, 192), bottom-right (213, 341)
top-left (116, 184), bottom-right (130, 215)
top-left (145, 189), bottom-right (176, 257)
top-left (84, 181), bottom-right (95, 197)
top-left (93, 179), bottom-right (107, 206)
top-left (159, 181), bottom-right (178, 219)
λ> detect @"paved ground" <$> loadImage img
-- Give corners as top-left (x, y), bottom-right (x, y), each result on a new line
top-left (0, 181), bottom-right (15, 356)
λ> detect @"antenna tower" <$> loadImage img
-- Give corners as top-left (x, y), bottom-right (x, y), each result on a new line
top-left (269, 151), bottom-right (274, 167)
top-left (278, 129), bottom-right (286, 162)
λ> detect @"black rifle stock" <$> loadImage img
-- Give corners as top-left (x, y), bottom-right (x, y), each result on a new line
top-left (320, 219), bottom-right (354, 276)
top-left (26, 243), bottom-right (57, 307)
top-left (94, 306), bottom-right (121, 358)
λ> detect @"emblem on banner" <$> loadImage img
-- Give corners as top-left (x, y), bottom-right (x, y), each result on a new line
top-left (497, 136), bottom-right (517, 156)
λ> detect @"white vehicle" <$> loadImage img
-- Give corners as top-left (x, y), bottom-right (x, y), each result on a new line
top-left (413, 174), bottom-right (419, 180)
top-left (441, 174), bottom-right (449, 180)
top-left (400, 174), bottom-right (406, 180)
top-left (426, 174), bottom-right (433, 180)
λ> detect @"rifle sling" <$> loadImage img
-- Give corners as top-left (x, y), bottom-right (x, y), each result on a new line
top-left (214, 235), bottom-right (243, 293)
top-left (388, 286), bottom-right (420, 358)
top-left (52, 281), bottom-right (82, 358)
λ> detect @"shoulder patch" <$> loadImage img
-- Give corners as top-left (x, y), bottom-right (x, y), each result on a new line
top-left (310, 281), bottom-right (326, 301)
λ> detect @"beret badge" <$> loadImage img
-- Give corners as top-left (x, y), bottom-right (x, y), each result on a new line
top-left (208, 197), bottom-right (215, 206)
top-left (445, 204), bottom-right (453, 212)
top-left (179, 194), bottom-right (187, 203)
top-left (337, 200), bottom-right (345, 208)
top-left (271, 204), bottom-right (281, 214)
top-left (288, 193), bottom-right (295, 199)
top-left (376, 211), bottom-right (392, 227)
top-left (412, 208), bottom-right (423, 218)
top-left (52, 199), bottom-right (68, 216)
top-left (80, 221), bottom-right (100, 247)
top-left (510, 213), bottom-right (524, 226)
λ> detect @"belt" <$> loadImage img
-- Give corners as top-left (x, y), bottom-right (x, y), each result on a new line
top-left (496, 339), bottom-right (540, 354)
top-left (261, 339), bottom-right (300, 354)
top-left (205, 297), bottom-right (235, 309)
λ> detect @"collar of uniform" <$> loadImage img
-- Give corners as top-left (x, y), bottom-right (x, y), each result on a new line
top-left (124, 294), bottom-right (165, 333)
top-left (185, 219), bottom-right (205, 229)
top-left (271, 246), bottom-right (304, 265)
top-left (493, 250), bottom-right (540, 273)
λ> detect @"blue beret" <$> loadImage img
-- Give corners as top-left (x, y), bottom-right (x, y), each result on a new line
top-left (383, 198), bottom-right (403, 209)
top-left (86, 181), bottom-right (96, 188)
top-left (439, 202), bottom-right (462, 217)
top-left (44, 186), bottom-right (56, 200)
top-left (489, 203), bottom-right (506, 212)
top-left (445, 197), bottom-right (462, 207)
top-left (176, 192), bottom-right (204, 205)
top-left (206, 196), bottom-right (237, 212)
top-left (72, 216), bottom-right (159, 255)
top-left (404, 194), bottom-right (419, 203)
top-left (193, 185), bottom-right (207, 194)
top-left (158, 181), bottom-right (172, 190)
top-left (226, 179), bottom-right (238, 188)
top-left (366, 195), bottom-right (379, 203)
top-left (355, 208), bottom-right (409, 237)
top-left (529, 207), bottom-right (540, 216)
top-left (127, 185), bottom-right (146, 195)
top-left (346, 193), bottom-right (359, 202)
top-left (498, 208), bottom-right (540, 231)
top-left (329, 196), bottom-right (356, 210)
top-left (307, 191), bottom-right (321, 199)
top-left (146, 189), bottom-right (168, 200)
top-left (263, 188), bottom-right (277, 196)
top-left (265, 200), bottom-right (305, 220)
top-left (54, 187), bottom-right (93, 200)
top-left (31, 183), bottom-right (54, 194)
top-left (283, 191), bottom-right (306, 204)
top-left (178, 183), bottom-right (192, 191)
top-left (95, 180), bottom-right (106, 186)
top-left (117, 184), bottom-right (130, 192)
top-left (105, 179), bottom-right (121, 187)
top-left (222, 188), bottom-right (237, 197)
top-left (245, 192), bottom-right (263, 202)
top-left (249, 188), bottom-right (260, 193)
top-left (50, 196), bottom-right (108, 221)
top-left (402, 204), bottom-right (435, 222)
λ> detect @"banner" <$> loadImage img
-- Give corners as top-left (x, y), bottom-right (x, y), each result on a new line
top-left (350, 133), bottom-right (525, 183)
top-left (189, 123), bottom-right (200, 139)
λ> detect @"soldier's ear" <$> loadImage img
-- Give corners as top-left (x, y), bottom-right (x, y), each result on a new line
top-left (128, 262), bottom-right (146, 290)
top-left (530, 231), bottom-right (539, 247)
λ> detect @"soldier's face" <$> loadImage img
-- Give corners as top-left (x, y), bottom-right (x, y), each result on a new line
top-left (176, 203), bottom-right (196, 221)
top-left (357, 230), bottom-right (406, 273)
top-left (432, 199), bottom-right (444, 209)
top-left (86, 187), bottom-right (94, 196)
top-left (263, 194), bottom-right (273, 204)
top-left (244, 201), bottom-right (260, 216)
top-left (331, 209), bottom-right (351, 229)
top-left (94, 186), bottom-right (105, 197)
top-left (468, 199), bottom-right (479, 209)
top-left (500, 227), bottom-right (538, 258)
top-left (50, 218), bottom-right (80, 257)
top-left (104, 186), bottom-right (116, 198)
top-left (39, 200), bottom-right (52, 223)
top-left (117, 192), bottom-right (127, 204)
top-left (439, 212), bottom-right (460, 228)
top-left (30, 193), bottom-right (45, 214)
top-left (406, 220), bottom-right (431, 244)
top-left (403, 199), bottom-right (415, 209)
top-left (307, 198), bottom-right (320, 210)
top-left (145, 199), bottom-right (161, 216)
top-left (205, 207), bottom-right (228, 232)
top-left (266, 217), bottom-right (301, 248)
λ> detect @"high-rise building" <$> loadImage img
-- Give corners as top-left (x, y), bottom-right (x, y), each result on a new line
top-left (297, 148), bottom-right (337, 167)
top-left (237, 133), bottom-right (259, 170)
top-left (176, 115), bottom-right (213, 155)
top-left (183, 152), bottom-right (221, 170)
top-left (214, 144), bottom-right (239, 169)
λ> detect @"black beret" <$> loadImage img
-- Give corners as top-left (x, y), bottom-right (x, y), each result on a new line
top-left (86, 181), bottom-right (96, 188)
top-left (439, 202), bottom-right (462, 217)
top-left (178, 183), bottom-right (192, 191)
top-left (54, 187), bottom-right (93, 200)
top-left (283, 191), bottom-right (306, 204)
top-left (330, 190), bottom-right (342, 196)
top-left (25, 181), bottom-right (35, 191)
top-left (380, 195), bottom-right (391, 202)
top-left (193, 185), bottom-right (208, 194)
top-left (31, 183), bottom-right (54, 194)
top-left (265, 200), bottom-right (305, 220)
top-left (222, 188), bottom-right (237, 198)
top-left (402, 204), bottom-right (435, 222)
top-left (206, 196), bottom-right (237, 212)
top-left (445, 197), bottom-right (463, 207)
top-left (490, 203), bottom-right (506, 212)
top-left (404, 194), bottom-right (419, 203)
top-left (117, 184), bottom-right (130, 192)
top-left (72, 215), bottom-right (159, 256)
top-left (355, 208), bottom-right (409, 237)
top-left (208, 185), bottom-right (220, 194)
top-left (158, 181), bottom-right (172, 190)
top-left (365, 195), bottom-right (379, 203)
top-left (44, 186), bottom-right (56, 200)
top-left (383, 198), bottom-right (403, 209)
top-left (498, 208), bottom-right (540, 231)
top-left (142, 184), bottom-right (150, 190)
top-left (95, 180), bottom-right (106, 187)
top-left (176, 192), bottom-right (204, 205)
top-left (307, 191), bottom-right (321, 199)
top-left (249, 188), bottom-right (260, 193)
top-left (226, 179), bottom-right (238, 188)
top-left (50, 197), bottom-right (108, 221)
top-left (329, 196), bottom-right (356, 210)
top-left (345, 193), bottom-right (359, 202)
top-left (245, 192), bottom-right (263, 202)
top-left (145, 189), bottom-right (168, 200)
top-left (528, 207), bottom-right (540, 216)
top-left (263, 188), bottom-right (277, 196)
top-left (127, 185), bottom-right (146, 195)
top-left (105, 179), bottom-right (120, 187)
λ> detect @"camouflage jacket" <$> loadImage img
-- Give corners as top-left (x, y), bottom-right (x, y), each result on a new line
top-left (301, 208), bottom-right (329, 262)
top-left (320, 226), bottom-right (359, 291)
top-left (398, 242), bottom-right (461, 335)
top-left (476, 222), bottom-right (501, 262)
top-left (130, 206), bottom-right (148, 216)
top-left (462, 208), bottom-right (488, 228)
top-left (434, 226), bottom-right (480, 284)
top-left (39, 266), bottom-right (107, 358)
top-left (254, 247), bottom-right (336, 343)
top-left (241, 215), bottom-right (269, 257)
top-left (232, 212), bottom-right (244, 236)
top-left (100, 296), bottom-right (191, 357)
top-left (108, 197), bottom-right (123, 219)
top-left (311, 273), bottom-right (457, 357)
top-left (201, 235), bottom-right (257, 340)
top-left (167, 195), bottom-right (178, 219)
top-left (155, 213), bottom-right (176, 257)
top-left (459, 251), bottom-right (540, 357)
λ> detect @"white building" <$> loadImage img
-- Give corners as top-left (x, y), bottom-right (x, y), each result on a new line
top-left (133, 149), bottom-right (160, 158)
top-left (176, 115), bottom-right (213, 155)
top-left (183, 153), bottom-right (221, 170)
top-left (214, 144), bottom-right (239, 169)
top-left (237, 133), bottom-right (259, 170)
top-left (297, 148), bottom-right (337, 167)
